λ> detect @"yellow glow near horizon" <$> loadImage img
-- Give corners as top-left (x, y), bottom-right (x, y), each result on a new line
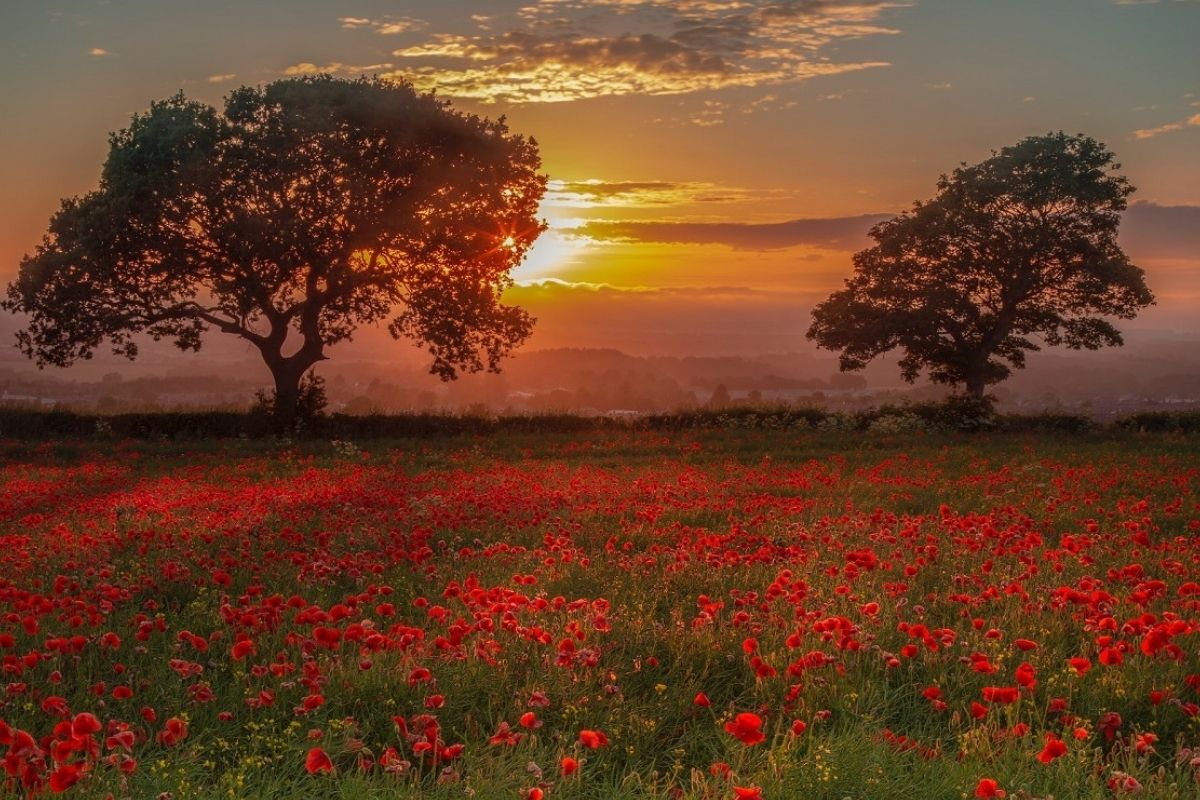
top-left (512, 223), bottom-right (593, 284)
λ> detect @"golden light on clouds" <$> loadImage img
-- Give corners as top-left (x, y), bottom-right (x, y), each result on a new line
top-left (1132, 113), bottom-right (1200, 140)
top-left (365, 1), bottom-right (908, 103)
top-left (544, 179), bottom-right (774, 208)
top-left (284, 62), bottom-right (394, 76)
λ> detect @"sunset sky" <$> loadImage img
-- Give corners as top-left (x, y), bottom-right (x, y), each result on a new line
top-left (2, 0), bottom-right (1198, 358)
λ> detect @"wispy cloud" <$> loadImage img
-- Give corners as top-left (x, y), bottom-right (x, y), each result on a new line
top-left (577, 214), bottom-right (891, 250)
top-left (338, 16), bottom-right (427, 34)
top-left (1132, 113), bottom-right (1200, 139)
top-left (570, 201), bottom-right (1200, 257)
top-left (206, 73), bottom-right (237, 83)
top-left (283, 62), bottom-right (394, 76)
top-left (374, 1), bottom-right (910, 103)
top-left (88, 47), bottom-right (109, 57)
top-left (545, 179), bottom-right (779, 207)
top-left (512, 278), bottom-right (771, 298)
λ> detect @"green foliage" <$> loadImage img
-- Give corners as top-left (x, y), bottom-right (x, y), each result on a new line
top-left (808, 133), bottom-right (1155, 397)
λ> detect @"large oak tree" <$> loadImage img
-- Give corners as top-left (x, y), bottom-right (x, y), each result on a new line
top-left (4, 76), bottom-right (546, 420)
top-left (807, 133), bottom-right (1154, 398)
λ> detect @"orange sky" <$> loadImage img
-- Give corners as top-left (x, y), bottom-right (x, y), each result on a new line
top-left (2, 0), bottom-right (1198, 362)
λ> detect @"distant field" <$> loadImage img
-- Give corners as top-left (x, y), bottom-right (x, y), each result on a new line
top-left (1, 431), bottom-right (1198, 799)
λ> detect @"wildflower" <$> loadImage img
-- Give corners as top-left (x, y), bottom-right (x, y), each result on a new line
top-left (49, 763), bottom-right (84, 792)
top-left (579, 729), bottom-right (608, 749)
top-left (1108, 772), bottom-right (1143, 793)
top-left (1037, 733), bottom-right (1067, 763)
top-left (157, 717), bottom-right (188, 747)
top-left (489, 721), bottom-right (522, 746)
top-left (1098, 711), bottom-right (1122, 743)
top-left (230, 640), bottom-right (255, 660)
top-left (725, 713), bottom-right (766, 746)
top-left (70, 712), bottom-right (101, 738)
top-left (974, 778), bottom-right (1006, 798)
top-left (305, 747), bottom-right (334, 774)
top-left (982, 686), bottom-right (1019, 704)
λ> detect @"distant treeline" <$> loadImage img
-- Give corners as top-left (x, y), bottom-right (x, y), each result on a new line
top-left (1, 400), bottom-right (1198, 440)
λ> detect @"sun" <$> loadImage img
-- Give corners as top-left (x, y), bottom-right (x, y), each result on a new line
top-left (511, 225), bottom-right (592, 283)
top-left (501, 235), bottom-right (516, 250)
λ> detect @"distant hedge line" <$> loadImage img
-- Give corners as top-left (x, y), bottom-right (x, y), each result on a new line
top-left (1, 402), bottom-right (1198, 440)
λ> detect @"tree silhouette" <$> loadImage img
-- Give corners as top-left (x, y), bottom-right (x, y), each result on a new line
top-left (807, 133), bottom-right (1154, 398)
top-left (4, 76), bottom-right (545, 421)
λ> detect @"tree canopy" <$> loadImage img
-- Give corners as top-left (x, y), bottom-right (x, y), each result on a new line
top-left (807, 132), bottom-right (1154, 397)
top-left (4, 76), bottom-right (546, 419)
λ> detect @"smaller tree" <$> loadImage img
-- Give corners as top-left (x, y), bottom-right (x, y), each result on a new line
top-left (807, 133), bottom-right (1154, 398)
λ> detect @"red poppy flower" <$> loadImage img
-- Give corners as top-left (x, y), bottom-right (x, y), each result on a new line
top-left (982, 686), bottom-right (1019, 704)
top-left (157, 717), bottom-right (188, 747)
top-left (1037, 733), bottom-right (1067, 763)
top-left (725, 712), bottom-right (766, 746)
top-left (305, 747), bottom-right (334, 774)
top-left (1068, 657), bottom-right (1091, 675)
top-left (70, 712), bottom-right (101, 738)
top-left (579, 729), bottom-right (609, 749)
top-left (231, 639), bottom-right (255, 660)
top-left (49, 763), bottom-right (84, 792)
top-left (974, 778), bottom-right (1006, 798)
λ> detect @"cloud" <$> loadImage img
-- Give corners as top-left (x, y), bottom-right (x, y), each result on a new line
top-left (571, 201), bottom-right (1200, 258)
top-left (577, 213), bottom-right (891, 250)
top-left (338, 16), bottom-right (427, 34)
top-left (1132, 113), bottom-right (1200, 139)
top-left (206, 73), bottom-right (237, 83)
top-left (283, 62), bottom-right (394, 76)
top-left (379, 1), bottom-right (909, 103)
top-left (512, 277), bottom-right (773, 298)
top-left (545, 179), bottom-right (774, 207)
top-left (88, 47), bottom-right (109, 57)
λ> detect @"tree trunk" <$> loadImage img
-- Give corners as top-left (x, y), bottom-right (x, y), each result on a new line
top-left (271, 363), bottom-right (302, 428)
top-left (263, 348), bottom-right (325, 429)
top-left (964, 361), bottom-right (988, 399)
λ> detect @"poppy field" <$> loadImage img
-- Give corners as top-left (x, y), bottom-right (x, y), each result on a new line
top-left (1, 431), bottom-right (1199, 799)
